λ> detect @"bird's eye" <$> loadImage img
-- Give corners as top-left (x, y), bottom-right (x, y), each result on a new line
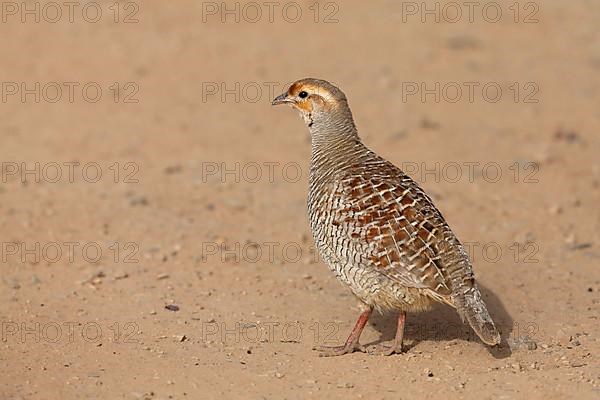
top-left (298, 91), bottom-right (308, 99)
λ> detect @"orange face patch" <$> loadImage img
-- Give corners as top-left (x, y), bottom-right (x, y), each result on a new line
top-left (292, 99), bottom-right (313, 113)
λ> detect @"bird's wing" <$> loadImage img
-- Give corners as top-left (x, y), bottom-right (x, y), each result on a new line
top-left (331, 160), bottom-right (470, 296)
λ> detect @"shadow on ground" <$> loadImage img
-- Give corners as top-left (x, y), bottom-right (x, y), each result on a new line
top-left (367, 283), bottom-right (513, 359)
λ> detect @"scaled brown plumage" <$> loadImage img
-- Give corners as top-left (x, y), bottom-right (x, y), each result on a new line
top-left (273, 78), bottom-right (500, 356)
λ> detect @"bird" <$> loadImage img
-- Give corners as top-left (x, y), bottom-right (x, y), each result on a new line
top-left (272, 78), bottom-right (501, 357)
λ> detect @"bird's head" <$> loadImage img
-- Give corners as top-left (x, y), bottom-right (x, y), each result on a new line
top-left (272, 78), bottom-right (352, 130)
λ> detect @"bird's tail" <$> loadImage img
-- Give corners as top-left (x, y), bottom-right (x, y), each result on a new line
top-left (452, 285), bottom-right (500, 346)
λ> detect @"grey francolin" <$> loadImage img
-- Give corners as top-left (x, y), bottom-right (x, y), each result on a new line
top-left (272, 78), bottom-right (500, 356)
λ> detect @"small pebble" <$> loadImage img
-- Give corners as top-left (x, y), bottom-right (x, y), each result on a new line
top-left (114, 272), bottom-right (129, 280)
top-left (337, 382), bottom-right (354, 388)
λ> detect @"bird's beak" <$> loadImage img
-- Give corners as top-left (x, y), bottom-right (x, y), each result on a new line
top-left (272, 92), bottom-right (292, 106)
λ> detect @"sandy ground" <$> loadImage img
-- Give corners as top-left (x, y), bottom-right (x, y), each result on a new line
top-left (0, 1), bottom-right (599, 399)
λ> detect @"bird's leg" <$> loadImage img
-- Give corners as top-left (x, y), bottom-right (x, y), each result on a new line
top-left (370, 311), bottom-right (407, 356)
top-left (317, 306), bottom-right (372, 357)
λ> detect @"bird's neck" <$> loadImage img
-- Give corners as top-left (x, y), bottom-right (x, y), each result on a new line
top-left (309, 112), bottom-right (366, 178)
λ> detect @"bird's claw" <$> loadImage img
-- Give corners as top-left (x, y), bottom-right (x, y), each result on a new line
top-left (368, 342), bottom-right (404, 356)
top-left (315, 342), bottom-right (367, 357)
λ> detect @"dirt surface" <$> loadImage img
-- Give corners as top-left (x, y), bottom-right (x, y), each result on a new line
top-left (1, 1), bottom-right (599, 399)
